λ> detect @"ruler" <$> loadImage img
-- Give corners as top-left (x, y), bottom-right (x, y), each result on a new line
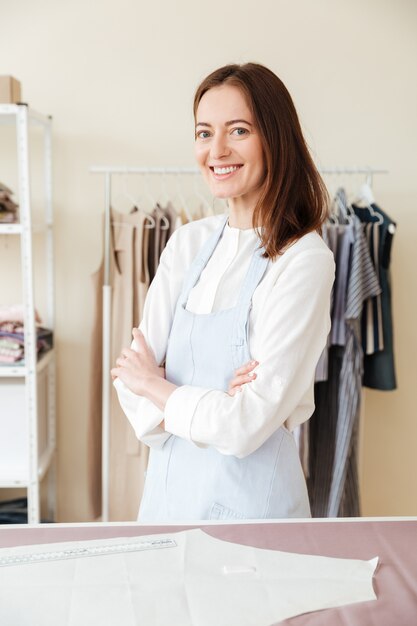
top-left (0, 537), bottom-right (177, 568)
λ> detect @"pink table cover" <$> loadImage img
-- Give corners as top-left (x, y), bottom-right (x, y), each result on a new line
top-left (0, 518), bottom-right (416, 625)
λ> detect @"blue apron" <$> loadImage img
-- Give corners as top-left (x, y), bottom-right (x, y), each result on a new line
top-left (139, 216), bottom-right (311, 521)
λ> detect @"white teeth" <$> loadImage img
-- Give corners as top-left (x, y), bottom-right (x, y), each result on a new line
top-left (213, 165), bottom-right (240, 175)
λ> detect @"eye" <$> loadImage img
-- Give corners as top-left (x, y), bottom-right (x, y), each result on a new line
top-left (231, 127), bottom-right (249, 137)
top-left (196, 130), bottom-right (211, 140)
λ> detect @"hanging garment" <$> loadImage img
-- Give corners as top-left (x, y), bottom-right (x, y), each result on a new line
top-left (308, 222), bottom-right (354, 514)
top-left (361, 221), bottom-right (384, 354)
top-left (353, 203), bottom-right (397, 390)
top-left (146, 202), bottom-right (181, 284)
top-left (308, 345), bottom-right (344, 516)
top-left (146, 205), bottom-right (164, 284)
top-left (0, 529), bottom-right (378, 626)
top-left (87, 208), bottom-right (151, 521)
top-left (327, 216), bottom-right (381, 517)
top-left (139, 216), bottom-right (311, 521)
top-left (308, 216), bottom-right (381, 517)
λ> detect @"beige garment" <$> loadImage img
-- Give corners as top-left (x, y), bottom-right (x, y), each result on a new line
top-left (146, 205), bottom-right (164, 283)
top-left (87, 209), bottom-right (150, 521)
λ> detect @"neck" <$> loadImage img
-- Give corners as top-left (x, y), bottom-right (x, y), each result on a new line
top-left (227, 198), bottom-right (256, 230)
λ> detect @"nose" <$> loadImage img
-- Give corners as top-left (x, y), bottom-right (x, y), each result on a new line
top-left (210, 132), bottom-right (231, 160)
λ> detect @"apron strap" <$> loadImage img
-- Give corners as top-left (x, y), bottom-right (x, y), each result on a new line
top-left (231, 247), bottom-right (270, 348)
top-left (179, 215), bottom-right (229, 306)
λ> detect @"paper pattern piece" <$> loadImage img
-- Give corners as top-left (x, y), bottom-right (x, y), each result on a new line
top-left (0, 528), bottom-right (377, 626)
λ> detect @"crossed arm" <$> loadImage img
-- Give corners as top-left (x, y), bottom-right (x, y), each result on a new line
top-left (111, 327), bottom-right (258, 421)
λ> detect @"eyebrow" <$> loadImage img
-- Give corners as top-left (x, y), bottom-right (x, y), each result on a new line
top-left (196, 119), bottom-right (253, 128)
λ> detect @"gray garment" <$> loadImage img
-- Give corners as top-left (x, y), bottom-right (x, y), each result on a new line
top-left (314, 224), bottom-right (337, 382)
top-left (315, 222), bottom-right (354, 381)
top-left (330, 224), bottom-right (355, 347)
top-left (308, 216), bottom-right (381, 517)
top-left (327, 216), bottom-right (381, 517)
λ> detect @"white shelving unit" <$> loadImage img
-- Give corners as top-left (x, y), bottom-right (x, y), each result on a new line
top-left (0, 103), bottom-right (56, 523)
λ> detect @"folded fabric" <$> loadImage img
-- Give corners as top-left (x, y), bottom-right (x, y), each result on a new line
top-left (0, 305), bottom-right (41, 324)
top-left (0, 337), bottom-right (23, 350)
top-left (0, 353), bottom-right (23, 363)
top-left (0, 183), bottom-right (19, 222)
top-left (0, 321), bottom-right (53, 362)
top-left (0, 211), bottom-right (17, 223)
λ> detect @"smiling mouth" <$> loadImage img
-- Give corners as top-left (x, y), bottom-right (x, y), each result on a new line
top-left (210, 165), bottom-right (243, 176)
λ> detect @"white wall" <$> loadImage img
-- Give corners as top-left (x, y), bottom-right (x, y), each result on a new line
top-left (1, 0), bottom-right (416, 520)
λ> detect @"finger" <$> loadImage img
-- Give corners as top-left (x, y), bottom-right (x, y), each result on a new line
top-left (121, 347), bottom-right (137, 359)
top-left (229, 372), bottom-right (257, 389)
top-left (235, 360), bottom-right (259, 376)
top-left (132, 327), bottom-right (145, 342)
top-left (132, 327), bottom-right (150, 353)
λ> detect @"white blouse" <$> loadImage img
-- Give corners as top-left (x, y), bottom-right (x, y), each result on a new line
top-left (113, 214), bottom-right (335, 458)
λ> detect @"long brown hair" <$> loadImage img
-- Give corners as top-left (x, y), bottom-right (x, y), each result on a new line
top-left (193, 63), bottom-right (328, 258)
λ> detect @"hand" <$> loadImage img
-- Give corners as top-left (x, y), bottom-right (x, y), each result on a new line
top-left (227, 360), bottom-right (259, 396)
top-left (111, 328), bottom-right (164, 396)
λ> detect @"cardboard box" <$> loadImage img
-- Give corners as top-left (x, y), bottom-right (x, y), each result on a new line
top-left (0, 76), bottom-right (21, 103)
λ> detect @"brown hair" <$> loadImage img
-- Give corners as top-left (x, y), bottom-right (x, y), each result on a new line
top-left (193, 63), bottom-right (329, 258)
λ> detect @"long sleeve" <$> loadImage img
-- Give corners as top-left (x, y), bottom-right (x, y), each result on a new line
top-left (164, 248), bottom-right (335, 458)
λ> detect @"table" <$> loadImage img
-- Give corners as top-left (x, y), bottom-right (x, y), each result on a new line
top-left (1, 517), bottom-right (416, 625)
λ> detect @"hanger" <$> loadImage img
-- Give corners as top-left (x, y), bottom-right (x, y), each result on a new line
top-left (192, 173), bottom-right (212, 216)
top-left (132, 172), bottom-right (156, 229)
top-left (331, 187), bottom-right (353, 224)
top-left (109, 173), bottom-right (155, 229)
top-left (174, 173), bottom-right (193, 222)
top-left (353, 169), bottom-right (383, 225)
top-left (155, 171), bottom-right (173, 231)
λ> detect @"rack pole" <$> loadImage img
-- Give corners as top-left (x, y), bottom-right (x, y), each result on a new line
top-left (101, 173), bottom-right (112, 522)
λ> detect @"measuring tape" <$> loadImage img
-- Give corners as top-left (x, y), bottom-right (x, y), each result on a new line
top-left (0, 537), bottom-right (177, 568)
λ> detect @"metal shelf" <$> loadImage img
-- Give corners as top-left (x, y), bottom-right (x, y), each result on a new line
top-left (0, 222), bottom-right (53, 235)
top-left (0, 224), bottom-right (22, 235)
top-left (0, 104), bottom-right (56, 523)
top-left (0, 442), bottom-right (55, 487)
top-left (0, 348), bottom-right (55, 378)
top-left (0, 104), bottom-right (51, 127)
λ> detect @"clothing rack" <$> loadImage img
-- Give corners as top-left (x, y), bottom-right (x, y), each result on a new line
top-left (90, 165), bottom-right (388, 522)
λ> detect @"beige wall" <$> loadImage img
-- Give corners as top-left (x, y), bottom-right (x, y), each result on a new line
top-left (1, 0), bottom-right (416, 520)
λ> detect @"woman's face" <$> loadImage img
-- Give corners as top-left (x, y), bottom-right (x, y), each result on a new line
top-left (194, 84), bottom-right (265, 206)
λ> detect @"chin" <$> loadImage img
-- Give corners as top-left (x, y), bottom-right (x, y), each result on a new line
top-left (212, 190), bottom-right (231, 200)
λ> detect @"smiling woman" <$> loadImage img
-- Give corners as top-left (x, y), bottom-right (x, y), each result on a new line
top-left (193, 63), bottom-right (328, 254)
top-left (112, 62), bottom-right (335, 523)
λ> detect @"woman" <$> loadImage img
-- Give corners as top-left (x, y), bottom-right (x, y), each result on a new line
top-left (111, 63), bottom-right (335, 521)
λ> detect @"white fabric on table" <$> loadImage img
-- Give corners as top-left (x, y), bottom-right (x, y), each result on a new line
top-left (0, 528), bottom-right (377, 626)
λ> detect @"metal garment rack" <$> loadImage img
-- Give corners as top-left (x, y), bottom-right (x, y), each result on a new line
top-left (0, 104), bottom-right (56, 524)
top-left (90, 165), bottom-right (388, 522)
